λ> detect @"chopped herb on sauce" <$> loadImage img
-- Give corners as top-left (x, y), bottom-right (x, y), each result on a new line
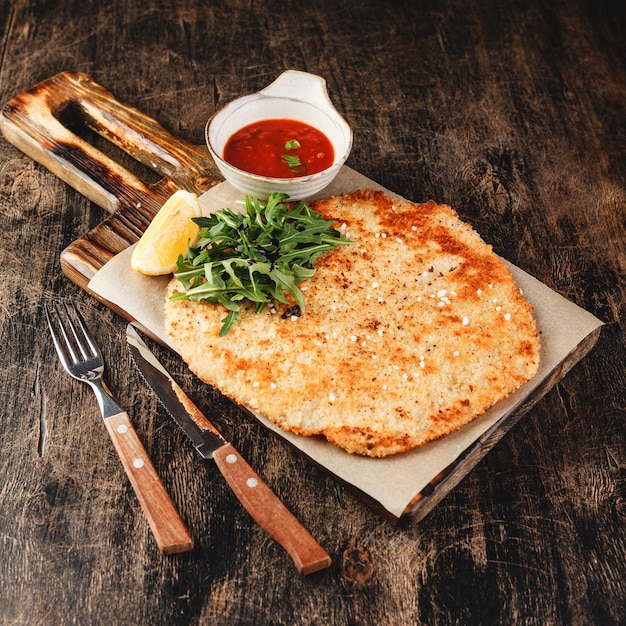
top-left (284, 139), bottom-right (301, 150)
top-left (282, 154), bottom-right (302, 168)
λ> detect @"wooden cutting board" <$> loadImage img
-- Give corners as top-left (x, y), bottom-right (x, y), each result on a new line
top-left (0, 71), bottom-right (222, 319)
top-left (0, 72), bottom-right (602, 525)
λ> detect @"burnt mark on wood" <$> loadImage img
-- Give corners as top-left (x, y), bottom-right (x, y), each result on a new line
top-left (49, 138), bottom-right (149, 207)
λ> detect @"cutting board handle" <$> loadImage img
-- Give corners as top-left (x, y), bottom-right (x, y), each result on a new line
top-left (0, 71), bottom-right (221, 214)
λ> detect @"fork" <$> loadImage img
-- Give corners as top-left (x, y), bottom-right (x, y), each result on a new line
top-left (45, 301), bottom-right (194, 555)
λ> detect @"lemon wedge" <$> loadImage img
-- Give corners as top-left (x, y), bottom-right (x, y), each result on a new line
top-left (131, 189), bottom-right (202, 275)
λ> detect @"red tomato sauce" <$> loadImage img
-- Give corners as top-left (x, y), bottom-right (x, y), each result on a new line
top-left (223, 118), bottom-right (334, 178)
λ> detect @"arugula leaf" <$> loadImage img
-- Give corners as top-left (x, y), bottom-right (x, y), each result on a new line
top-left (170, 192), bottom-right (355, 335)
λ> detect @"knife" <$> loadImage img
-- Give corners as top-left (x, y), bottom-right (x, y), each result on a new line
top-left (126, 324), bottom-right (332, 575)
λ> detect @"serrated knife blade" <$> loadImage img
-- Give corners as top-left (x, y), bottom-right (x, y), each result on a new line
top-left (126, 324), bottom-right (331, 575)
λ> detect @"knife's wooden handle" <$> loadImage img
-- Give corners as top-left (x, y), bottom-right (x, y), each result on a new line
top-left (212, 443), bottom-right (332, 575)
top-left (104, 411), bottom-right (194, 555)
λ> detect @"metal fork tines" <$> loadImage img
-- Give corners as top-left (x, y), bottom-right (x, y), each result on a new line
top-left (45, 302), bottom-right (120, 418)
top-left (45, 302), bottom-right (193, 555)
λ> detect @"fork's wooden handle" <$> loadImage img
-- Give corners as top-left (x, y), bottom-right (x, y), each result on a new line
top-left (212, 443), bottom-right (332, 575)
top-left (103, 411), bottom-right (194, 555)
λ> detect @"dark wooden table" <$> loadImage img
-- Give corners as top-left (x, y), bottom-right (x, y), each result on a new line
top-left (1, 1), bottom-right (625, 624)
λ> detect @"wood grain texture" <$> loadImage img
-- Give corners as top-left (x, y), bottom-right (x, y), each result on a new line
top-left (0, 0), bottom-right (625, 625)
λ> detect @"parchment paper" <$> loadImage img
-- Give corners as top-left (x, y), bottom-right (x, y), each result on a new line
top-left (89, 167), bottom-right (603, 519)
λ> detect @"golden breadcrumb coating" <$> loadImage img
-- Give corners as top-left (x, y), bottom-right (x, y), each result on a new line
top-left (164, 189), bottom-right (540, 457)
